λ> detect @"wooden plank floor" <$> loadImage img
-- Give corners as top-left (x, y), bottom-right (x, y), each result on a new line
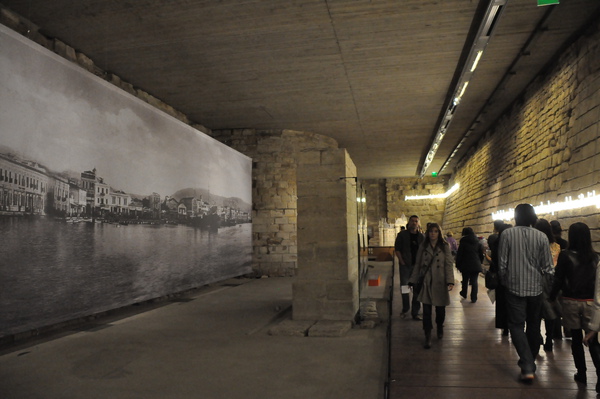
top-left (389, 266), bottom-right (599, 399)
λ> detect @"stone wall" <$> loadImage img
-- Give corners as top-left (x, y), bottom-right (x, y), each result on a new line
top-left (361, 177), bottom-right (450, 244)
top-left (444, 18), bottom-right (600, 243)
top-left (208, 129), bottom-right (339, 277)
top-left (386, 176), bottom-right (450, 227)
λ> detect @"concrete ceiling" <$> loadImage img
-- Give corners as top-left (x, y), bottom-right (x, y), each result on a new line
top-left (2, 0), bottom-right (599, 178)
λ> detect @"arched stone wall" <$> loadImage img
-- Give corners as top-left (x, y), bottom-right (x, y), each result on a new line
top-left (208, 129), bottom-right (339, 276)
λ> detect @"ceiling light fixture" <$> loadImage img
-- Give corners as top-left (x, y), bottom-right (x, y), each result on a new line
top-left (471, 51), bottom-right (484, 72)
top-left (419, 0), bottom-right (507, 178)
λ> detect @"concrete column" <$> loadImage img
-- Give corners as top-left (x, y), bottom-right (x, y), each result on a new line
top-left (293, 148), bottom-right (359, 321)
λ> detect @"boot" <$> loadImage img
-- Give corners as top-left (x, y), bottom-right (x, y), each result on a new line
top-left (424, 330), bottom-right (432, 349)
top-left (401, 293), bottom-right (410, 316)
top-left (574, 371), bottom-right (587, 384)
top-left (437, 326), bottom-right (444, 339)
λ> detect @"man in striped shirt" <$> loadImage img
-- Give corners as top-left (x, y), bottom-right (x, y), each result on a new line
top-left (498, 203), bottom-right (554, 382)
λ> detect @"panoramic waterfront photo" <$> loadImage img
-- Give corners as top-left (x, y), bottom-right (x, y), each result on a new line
top-left (0, 26), bottom-right (252, 336)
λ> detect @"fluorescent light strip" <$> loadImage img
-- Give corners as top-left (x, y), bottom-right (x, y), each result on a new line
top-left (491, 190), bottom-right (600, 220)
top-left (458, 81), bottom-right (469, 98)
top-left (471, 51), bottom-right (483, 72)
top-left (405, 183), bottom-right (460, 200)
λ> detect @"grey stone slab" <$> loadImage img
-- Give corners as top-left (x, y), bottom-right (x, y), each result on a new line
top-left (268, 319), bottom-right (315, 337)
top-left (308, 320), bottom-right (352, 337)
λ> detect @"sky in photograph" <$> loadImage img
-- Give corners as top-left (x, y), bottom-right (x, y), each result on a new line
top-left (0, 26), bottom-right (251, 202)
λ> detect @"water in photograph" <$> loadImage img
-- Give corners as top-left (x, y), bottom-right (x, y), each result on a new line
top-left (0, 217), bottom-right (252, 336)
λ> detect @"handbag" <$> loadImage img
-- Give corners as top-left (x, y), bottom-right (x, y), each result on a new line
top-left (485, 270), bottom-right (499, 290)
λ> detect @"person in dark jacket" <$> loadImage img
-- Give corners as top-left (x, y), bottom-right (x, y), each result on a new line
top-left (394, 215), bottom-right (425, 319)
top-left (550, 222), bottom-right (600, 388)
top-left (456, 227), bottom-right (484, 303)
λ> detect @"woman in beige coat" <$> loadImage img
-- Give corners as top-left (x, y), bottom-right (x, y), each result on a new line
top-left (409, 222), bottom-right (455, 349)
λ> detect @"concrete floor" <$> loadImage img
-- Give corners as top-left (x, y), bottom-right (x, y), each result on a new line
top-left (0, 276), bottom-right (388, 399)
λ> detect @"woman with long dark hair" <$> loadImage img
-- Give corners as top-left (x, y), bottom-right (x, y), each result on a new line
top-left (409, 222), bottom-right (455, 349)
top-left (550, 222), bottom-right (600, 388)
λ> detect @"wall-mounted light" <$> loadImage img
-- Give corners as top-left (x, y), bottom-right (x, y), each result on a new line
top-left (491, 190), bottom-right (600, 220)
top-left (405, 183), bottom-right (460, 201)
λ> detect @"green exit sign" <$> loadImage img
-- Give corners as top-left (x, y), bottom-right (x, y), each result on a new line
top-left (538, 0), bottom-right (559, 6)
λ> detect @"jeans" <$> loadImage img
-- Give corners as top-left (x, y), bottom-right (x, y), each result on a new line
top-left (505, 292), bottom-right (543, 374)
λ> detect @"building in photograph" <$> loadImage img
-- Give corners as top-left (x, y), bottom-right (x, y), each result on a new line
top-left (0, 152), bottom-right (48, 215)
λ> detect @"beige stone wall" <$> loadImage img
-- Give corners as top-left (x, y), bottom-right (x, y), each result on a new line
top-left (387, 176), bottom-right (449, 227)
top-left (208, 129), bottom-right (339, 277)
top-left (361, 177), bottom-right (450, 243)
top-left (444, 19), bottom-right (600, 243)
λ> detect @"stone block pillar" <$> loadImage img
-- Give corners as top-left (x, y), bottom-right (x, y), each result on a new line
top-left (293, 148), bottom-right (359, 321)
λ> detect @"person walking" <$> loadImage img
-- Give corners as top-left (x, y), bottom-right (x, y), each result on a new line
top-left (551, 220), bottom-right (568, 250)
top-left (455, 227), bottom-right (484, 303)
top-left (446, 231), bottom-right (458, 258)
top-left (550, 222), bottom-right (600, 390)
top-left (488, 221), bottom-right (511, 336)
top-left (408, 222), bottom-right (455, 349)
top-left (498, 204), bottom-right (554, 382)
top-left (395, 215), bottom-right (425, 320)
top-left (535, 218), bottom-right (561, 351)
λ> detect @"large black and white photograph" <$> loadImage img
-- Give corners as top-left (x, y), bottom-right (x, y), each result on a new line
top-left (0, 25), bottom-right (252, 336)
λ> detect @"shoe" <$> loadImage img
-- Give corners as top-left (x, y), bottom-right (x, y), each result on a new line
top-left (412, 315), bottom-right (422, 321)
top-left (543, 342), bottom-right (553, 352)
top-left (471, 300), bottom-right (477, 303)
top-left (424, 331), bottom-right (432, 349)
top-left (437, 327), bottom-right (444, 339)
top-left (400, 312), bottom-right (407, 319)
top-left (574, 373), bottom-right (587, 384)
top-left (502, 329), bottom-right (509, 336)
top-left (459, 292), bottom-right (467, 299)
top-left (519, 372), bottom-right (535, 383)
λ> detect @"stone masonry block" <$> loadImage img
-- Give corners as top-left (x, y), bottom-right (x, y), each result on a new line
top-left (322, 300), bottom-right (359, 321)
top-left (269, 319), bottom-right (315, 337)
top-left (327, 281), bottom-right (355, 301)
top-left (298, 151), bottom-right (322, 165)
top-left (297, 221), bottom-right (347, 242)
top-left (307, 320), bottom-right (352, 337)
top-left (297, 165), bottom-right (344, 183)
top-left (292, 299), bottom-right (325, 321)
top-left (320, 148), bottom-right (347, 165)
top-left (293, 280), bottom-right (327, 299)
